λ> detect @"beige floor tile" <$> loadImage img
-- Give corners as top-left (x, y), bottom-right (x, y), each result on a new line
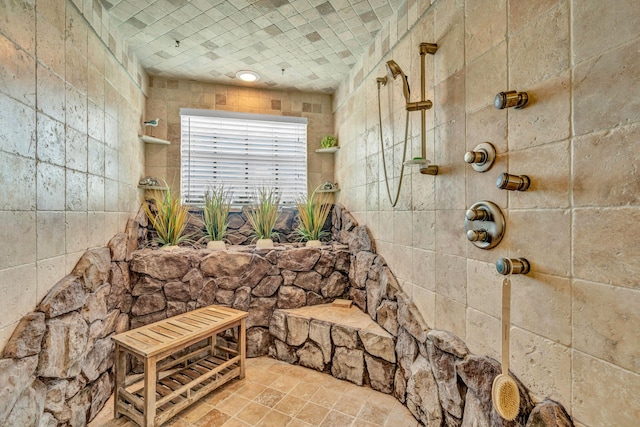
top-left (221, 417), bottom-right (251, 426)
top-left (331, 394), bottom-right (365, 417)
top-left (352, 419), bottom-right (378, 427)
top-left (254, 387), bottom-right (286, 408)
top-left (234, 381), bottom-right (267, 400)
top-left (235, 401), bottom-right (271, 425)
top-left (309, 387), bottom-right (341, 409)
top-left (256, 409), bottom-right (293, 426)
top-left (286, 418), bottom-right (314, 427)
top-left (384, 406), bottom-right (419, 427)
top-left (320, 410), bottom-right (356, 427)
top-left (247, 368), bottom-right (280, 386)
top-left (192, 408), bottom-right (231, 426)
top-left (269, 373), bottom-right (303, 393)
top-left (356, 403), bottom-right (390, 426)
top-left (289, 382), bottom-right (320, 400)
top-left (274, 394), bottom-right (307, 417)
top-left (203, 388), bottom-right (233, 406)
top-left (180, 400), bottom-right (214, 424)
top-left (295, 402), bottom-right (330, 425)
top-left (216, 395), bottom-right (251, 417)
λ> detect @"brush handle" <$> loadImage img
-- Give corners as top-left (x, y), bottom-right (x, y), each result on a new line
top-left (501, 277), bottom-right (512, 375)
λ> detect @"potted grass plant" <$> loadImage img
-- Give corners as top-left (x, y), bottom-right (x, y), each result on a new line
top-left (246, 186), bottom-right (280, 249)
top-left (143, 186), bottom-right (192, 249)
top-left (203, 185), bottom-right (231, 250)
top-left (295, 186), bottom-right (332, 247)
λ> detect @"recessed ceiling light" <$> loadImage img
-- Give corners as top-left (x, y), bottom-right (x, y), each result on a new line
top-left (236, 70), bottom-right (260, 82)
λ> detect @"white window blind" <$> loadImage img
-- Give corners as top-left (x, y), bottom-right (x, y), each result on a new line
top-left (180, 108), bottom-right (308, 206)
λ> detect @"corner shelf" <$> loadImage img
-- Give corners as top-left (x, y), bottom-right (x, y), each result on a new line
top-left (315, 147), bottom-right (339, 154)
top-left (140, 135), bottom-right (170, 145)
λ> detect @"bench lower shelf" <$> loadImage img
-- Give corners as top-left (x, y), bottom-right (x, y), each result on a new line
top-left (116, 352), bottom-right (241, 426)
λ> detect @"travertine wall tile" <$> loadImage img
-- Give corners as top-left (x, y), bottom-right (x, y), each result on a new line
top-left (573, 123), bottom-right (640, 207)
top-left (435, 209), bottom-right (465, 257)
top-left (466, 258), bottom-right (501, 318)
top-left (510, 327), bottom-right (571, 404)
top-left (572, 351), bottom-right (640, 427)
top-left (465, 0), bottom-right (506, 63)
top-left (573, 40), bottom-right (640, 136)
top-left (508, 2), bottom-right (569, 88)
top-left (412, 248), bottom-right (436, 292)
top-left (572, 0), bottom-right (640, 64)
top-left (465, 307), bottom-right (499, 360)
top-left (507, 0), bottom-right (562, 33)
top-left (435, 294), bottom-right (465, 340)
top-left (0, 264), bottom-right (37, 330)
top-left (0, 212), bottom-right (37, 270)
top-left (573, 279), bottom-right (640, 372)
top-left (573, 208), bottom-right (640, 290)
top-left (36, 212), bottom-right (66, 260)
top-left (465, 43), bottom-right (506, 113)
top-left (511, 272), bottom-right (571, 346)
top-left (435, 253), bottom-right (466, 304)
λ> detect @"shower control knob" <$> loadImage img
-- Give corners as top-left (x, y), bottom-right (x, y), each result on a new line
top-left (497, 173), bottom-right (530, 191)
top-left (466, 208), bottom-right (492, 221)
top-left (494, 90), bottom-right (529, 109)
top-left (464, 142), bottom-right (496, 172)
top-left (496, 258), bottom-right (530, 275)
top-left (464, 151), bottom-right (487, 164)
top-left (467, 229), bottom-right (490, 243)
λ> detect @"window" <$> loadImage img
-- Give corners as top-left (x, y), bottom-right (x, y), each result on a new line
top-left (180, 108), bottom-right (308, 206)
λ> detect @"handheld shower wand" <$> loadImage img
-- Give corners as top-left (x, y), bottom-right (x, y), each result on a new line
top-left (386, 60), bottom-right (410, 101)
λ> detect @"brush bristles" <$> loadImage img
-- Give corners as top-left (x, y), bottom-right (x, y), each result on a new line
top-left (492, 375), bottom-right (520, 421)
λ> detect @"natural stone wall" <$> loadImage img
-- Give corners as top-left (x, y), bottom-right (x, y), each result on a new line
top-left (126, 244), bottom-right (351, 358)
top-left (0, 203), bottom-right (573, 426)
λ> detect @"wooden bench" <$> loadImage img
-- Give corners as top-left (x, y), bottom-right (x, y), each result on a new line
top-left (111, 305), bottom-right (247, 427)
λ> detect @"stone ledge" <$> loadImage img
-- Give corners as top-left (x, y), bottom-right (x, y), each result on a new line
top-left (269, 304), bottom-right (397, 392)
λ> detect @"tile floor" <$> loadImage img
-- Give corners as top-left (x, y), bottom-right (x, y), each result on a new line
top-left (90, 356), bottom-right (418, 427)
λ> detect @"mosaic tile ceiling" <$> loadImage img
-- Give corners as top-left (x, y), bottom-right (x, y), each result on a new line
top-left (103, 0), bottom-right (401, 93)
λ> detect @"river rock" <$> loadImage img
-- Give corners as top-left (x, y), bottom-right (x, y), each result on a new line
top-left (428, 329), bottom-right (469, 359)
top-left (525, 400), bottom-right (573, 427)
top-left (72, 247), bottom-right (111, 291)
top-left (130, 249), bottom-right (190, 280)
top-left (397, 293), bottom-right (428, 343)
top-left (294, 271), bottom-right (322, 293)
top-left (277, 248), bottom-right (321, 271)
top-left (164, 281), bottom-right (190, 301)
top-left (131, 293), bottom-right (166, 317)
top-left (353, 251), bottom-right (376, 289)
top-left (364, 354), bottom-right (395, 394)
top-left (309, 320), bottom-right (332, 364)
top-left (406, 355), bottom-right (443, 426)
top-left (2, 312), bottom-right (46, 358)
top-left (332, 347), bottom-right (364, 385)
top-left (39, 276), bottom-right (86, 318)
top-left (252, 275), bottom-right (283, 297)
top-left (321, 271), bottom-right (348, 298)
top-left (4, 378), bottom-right (46, 427)
top-left (331, 324), bottom-right (358, 349)
top-left (277, 286), bottom-right (306, 309)
top-left (247, 327), bottom-right (272, 357)
top-left (82, 283), bottom-right (109, 324)
top-left (427, 339), bottom-right (465, 419)
top-left (89, 372), bottom-right (113, 421)
top-left (297, 341), bottom-right (325, 371)
top-left (359, 329), bottom-right (395, 363)
top-left (38, 312), bottom-right (88, 378)
top-left (0, 356), bottom-right (38, 422)
top-left (269, 310), bottom-right (287, 342)
top-left (314, 251), bottom-right (336, 277)
top-left (233, 286), bottom-right (251, 311)
top-left (376, 300), bottom-right (399, 336)
top-left (285, 315), bottom-right (309, 346)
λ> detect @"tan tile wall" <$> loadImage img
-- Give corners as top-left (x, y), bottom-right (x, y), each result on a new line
top-left (143, 79), bottom-right (335, 198)
top-left (332, 0), bottom-right (640, 425)
top-left (0, 0), bottom-right (147, 348)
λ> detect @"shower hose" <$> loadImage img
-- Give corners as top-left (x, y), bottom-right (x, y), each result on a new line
top-left (377, 81), bottom-right (411, 207)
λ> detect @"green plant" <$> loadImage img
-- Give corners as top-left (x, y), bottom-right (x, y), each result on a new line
top-left (295, 186), bottom-right (332, 242)
top-left (143, 186), bottom-right (192, 247)
top-left (203, 185), bottom-right (232, 242)
top-left (246, 186), bottom-right (281, 240)
top-left (320, 135), bottom-right (337, 148)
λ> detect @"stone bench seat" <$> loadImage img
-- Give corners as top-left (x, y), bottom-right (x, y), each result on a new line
top-left (268, 303), bottom-right (397, 394)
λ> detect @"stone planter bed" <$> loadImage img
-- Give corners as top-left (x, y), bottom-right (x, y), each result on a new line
top-left (0, 205), bottom-right (574, 426)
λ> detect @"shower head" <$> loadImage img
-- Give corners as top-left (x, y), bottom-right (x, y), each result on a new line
top-left (385, 60), bottom-right (410, 101)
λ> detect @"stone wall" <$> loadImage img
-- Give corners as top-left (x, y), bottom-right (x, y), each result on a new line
top-left (0, 203), bottom-right (573, 426)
